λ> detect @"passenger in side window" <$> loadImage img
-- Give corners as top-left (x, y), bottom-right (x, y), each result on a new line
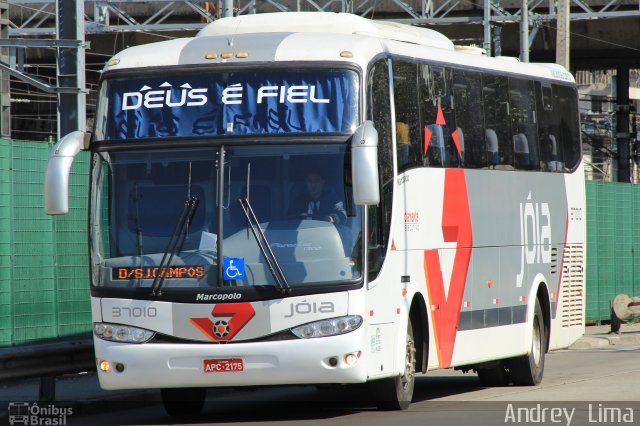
top-left (396, 122), bottom-right (410, 167)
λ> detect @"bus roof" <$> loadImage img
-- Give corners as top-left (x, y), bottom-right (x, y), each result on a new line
top-left (197, 12), bottom-right (454, 51)
top-left (103, 12), bottom-right (574, 84)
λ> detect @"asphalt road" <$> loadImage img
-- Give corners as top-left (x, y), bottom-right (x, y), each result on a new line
top-left (63, 343), bottom-right (640, 426)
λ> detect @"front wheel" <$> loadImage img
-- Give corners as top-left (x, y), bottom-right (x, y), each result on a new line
top-left (369, 321), bottom-right (416, 410)
top-left (161, 387), bottom-right (206, 417)
top-left (507, 300), bottom-right (546, 385)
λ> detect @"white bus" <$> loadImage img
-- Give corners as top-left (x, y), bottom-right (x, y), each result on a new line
top-left (45, 12), bottom-right (585, 414)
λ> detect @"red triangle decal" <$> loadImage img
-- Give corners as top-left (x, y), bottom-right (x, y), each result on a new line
top-left (436, 102), bottom-right (446, 125)
top-left (423, 169), bottom-right (472, 368)
top-left (452, 128), bottom-right (462, 157)
top-left (424, 126), bottom-right (432, 156)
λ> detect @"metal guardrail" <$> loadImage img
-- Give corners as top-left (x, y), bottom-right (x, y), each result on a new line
top-left (0, 338), bottom-right (96, 400)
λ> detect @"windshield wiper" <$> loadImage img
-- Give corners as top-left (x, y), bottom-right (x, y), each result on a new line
top-left (149, 196), bottom-right (199, 296)
top-left (151, 163), bottom-right (199, 296)
top-left (132, 182), bottom-right (144, 257)
top-left (238, 197), bottom-right (290, 294)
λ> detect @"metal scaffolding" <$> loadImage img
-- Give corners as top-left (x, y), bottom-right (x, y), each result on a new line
top-left (5, 0), bottom-right (640, 35)
top-left (3, 0), bottom-right (640, 140)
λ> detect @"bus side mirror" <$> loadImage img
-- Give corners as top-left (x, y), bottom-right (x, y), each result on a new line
top-left (44, 131), bottom-right (89, 215)
top-left (351, 121), bottom-right (380, 205)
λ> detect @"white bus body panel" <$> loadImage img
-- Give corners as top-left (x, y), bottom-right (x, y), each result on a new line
top-left (548, 162), bottom-right (587, 350)
top-left (367, 162), bottom-right (585, 370)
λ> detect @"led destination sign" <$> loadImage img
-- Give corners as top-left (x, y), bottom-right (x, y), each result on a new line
top-left (95, 69), bottom-right (359, 141)
top-left (113, 266), bottom-right (206, 280)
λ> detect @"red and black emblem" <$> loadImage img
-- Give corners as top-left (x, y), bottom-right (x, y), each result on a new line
top-left (213, 320), bottom-right (230, 339)
top-left (190, 302), bottom-right (256, 341)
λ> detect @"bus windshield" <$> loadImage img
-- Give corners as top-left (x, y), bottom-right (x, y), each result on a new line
top-left (90, 144), bottom-right (362, 291)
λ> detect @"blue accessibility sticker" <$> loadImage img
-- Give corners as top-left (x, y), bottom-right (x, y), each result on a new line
top-left (223, 257), bottom-right (245, 280)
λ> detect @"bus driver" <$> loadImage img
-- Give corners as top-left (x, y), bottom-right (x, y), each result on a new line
top-left (288, 171), bottom-right (347, 225)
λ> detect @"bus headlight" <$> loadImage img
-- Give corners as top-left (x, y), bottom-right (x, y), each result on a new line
top-left (291, 315), bottom-right (362, 338)
top-left (94, 322), bottom-right (155, 343)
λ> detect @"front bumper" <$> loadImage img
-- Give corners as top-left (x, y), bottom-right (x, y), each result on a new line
top-left (95, 325), bottom-right (367, 390)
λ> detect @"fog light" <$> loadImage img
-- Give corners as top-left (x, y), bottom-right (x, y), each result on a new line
top-left (328, 357), bottom-right (338, 367)
top-left (99, 360), bottom-right (111, 372)
top-left (115, 362), bottom-right (125, 372)
top-left (344, 351), bottom-right (361, 366)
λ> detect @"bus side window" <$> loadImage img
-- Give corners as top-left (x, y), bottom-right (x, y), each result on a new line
top-left (367, 59), bottom-right (394, 281)
top-left (509, 78), bottom-right (539, 171)
top-left (419, 65), bottom-right (458, 168)
top-left (482, 74), bottom-right (513, 169)
top-left (535, 82), bottom-right (562, 171)
top-left (439, 69), bottom-right (459, 167)
top-left (392, 61), bottom-right (421, 172)
top-left (554, 84), bottom-right (581, 171)
top-left (453, 69), bottom-right (485, 168)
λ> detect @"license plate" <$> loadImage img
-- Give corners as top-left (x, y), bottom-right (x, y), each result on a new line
top-left (203, 358), bottom-right (244, 373)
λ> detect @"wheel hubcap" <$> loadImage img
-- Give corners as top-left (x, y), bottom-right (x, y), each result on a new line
top-left (532, 318), bottom-right (542, 367)
top-left (400, 335), bottom-right (416, 391)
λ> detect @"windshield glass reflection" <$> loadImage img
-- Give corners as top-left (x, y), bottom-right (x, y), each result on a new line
top-left (90, 144), bottom-right (362, 292)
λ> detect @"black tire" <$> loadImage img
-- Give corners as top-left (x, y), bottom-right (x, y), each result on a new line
top-left (161, 387), bottom-right (206, 417)
top-left (507, 301), bottom-right (546, 386)
top-left (477, 362), bottom-right (510, 387)
top-left (369, 321), bottom-right (416, 410)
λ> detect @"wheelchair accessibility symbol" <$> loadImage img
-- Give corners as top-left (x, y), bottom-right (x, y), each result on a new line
top-left (223, 257), bottom-right (245, 280)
